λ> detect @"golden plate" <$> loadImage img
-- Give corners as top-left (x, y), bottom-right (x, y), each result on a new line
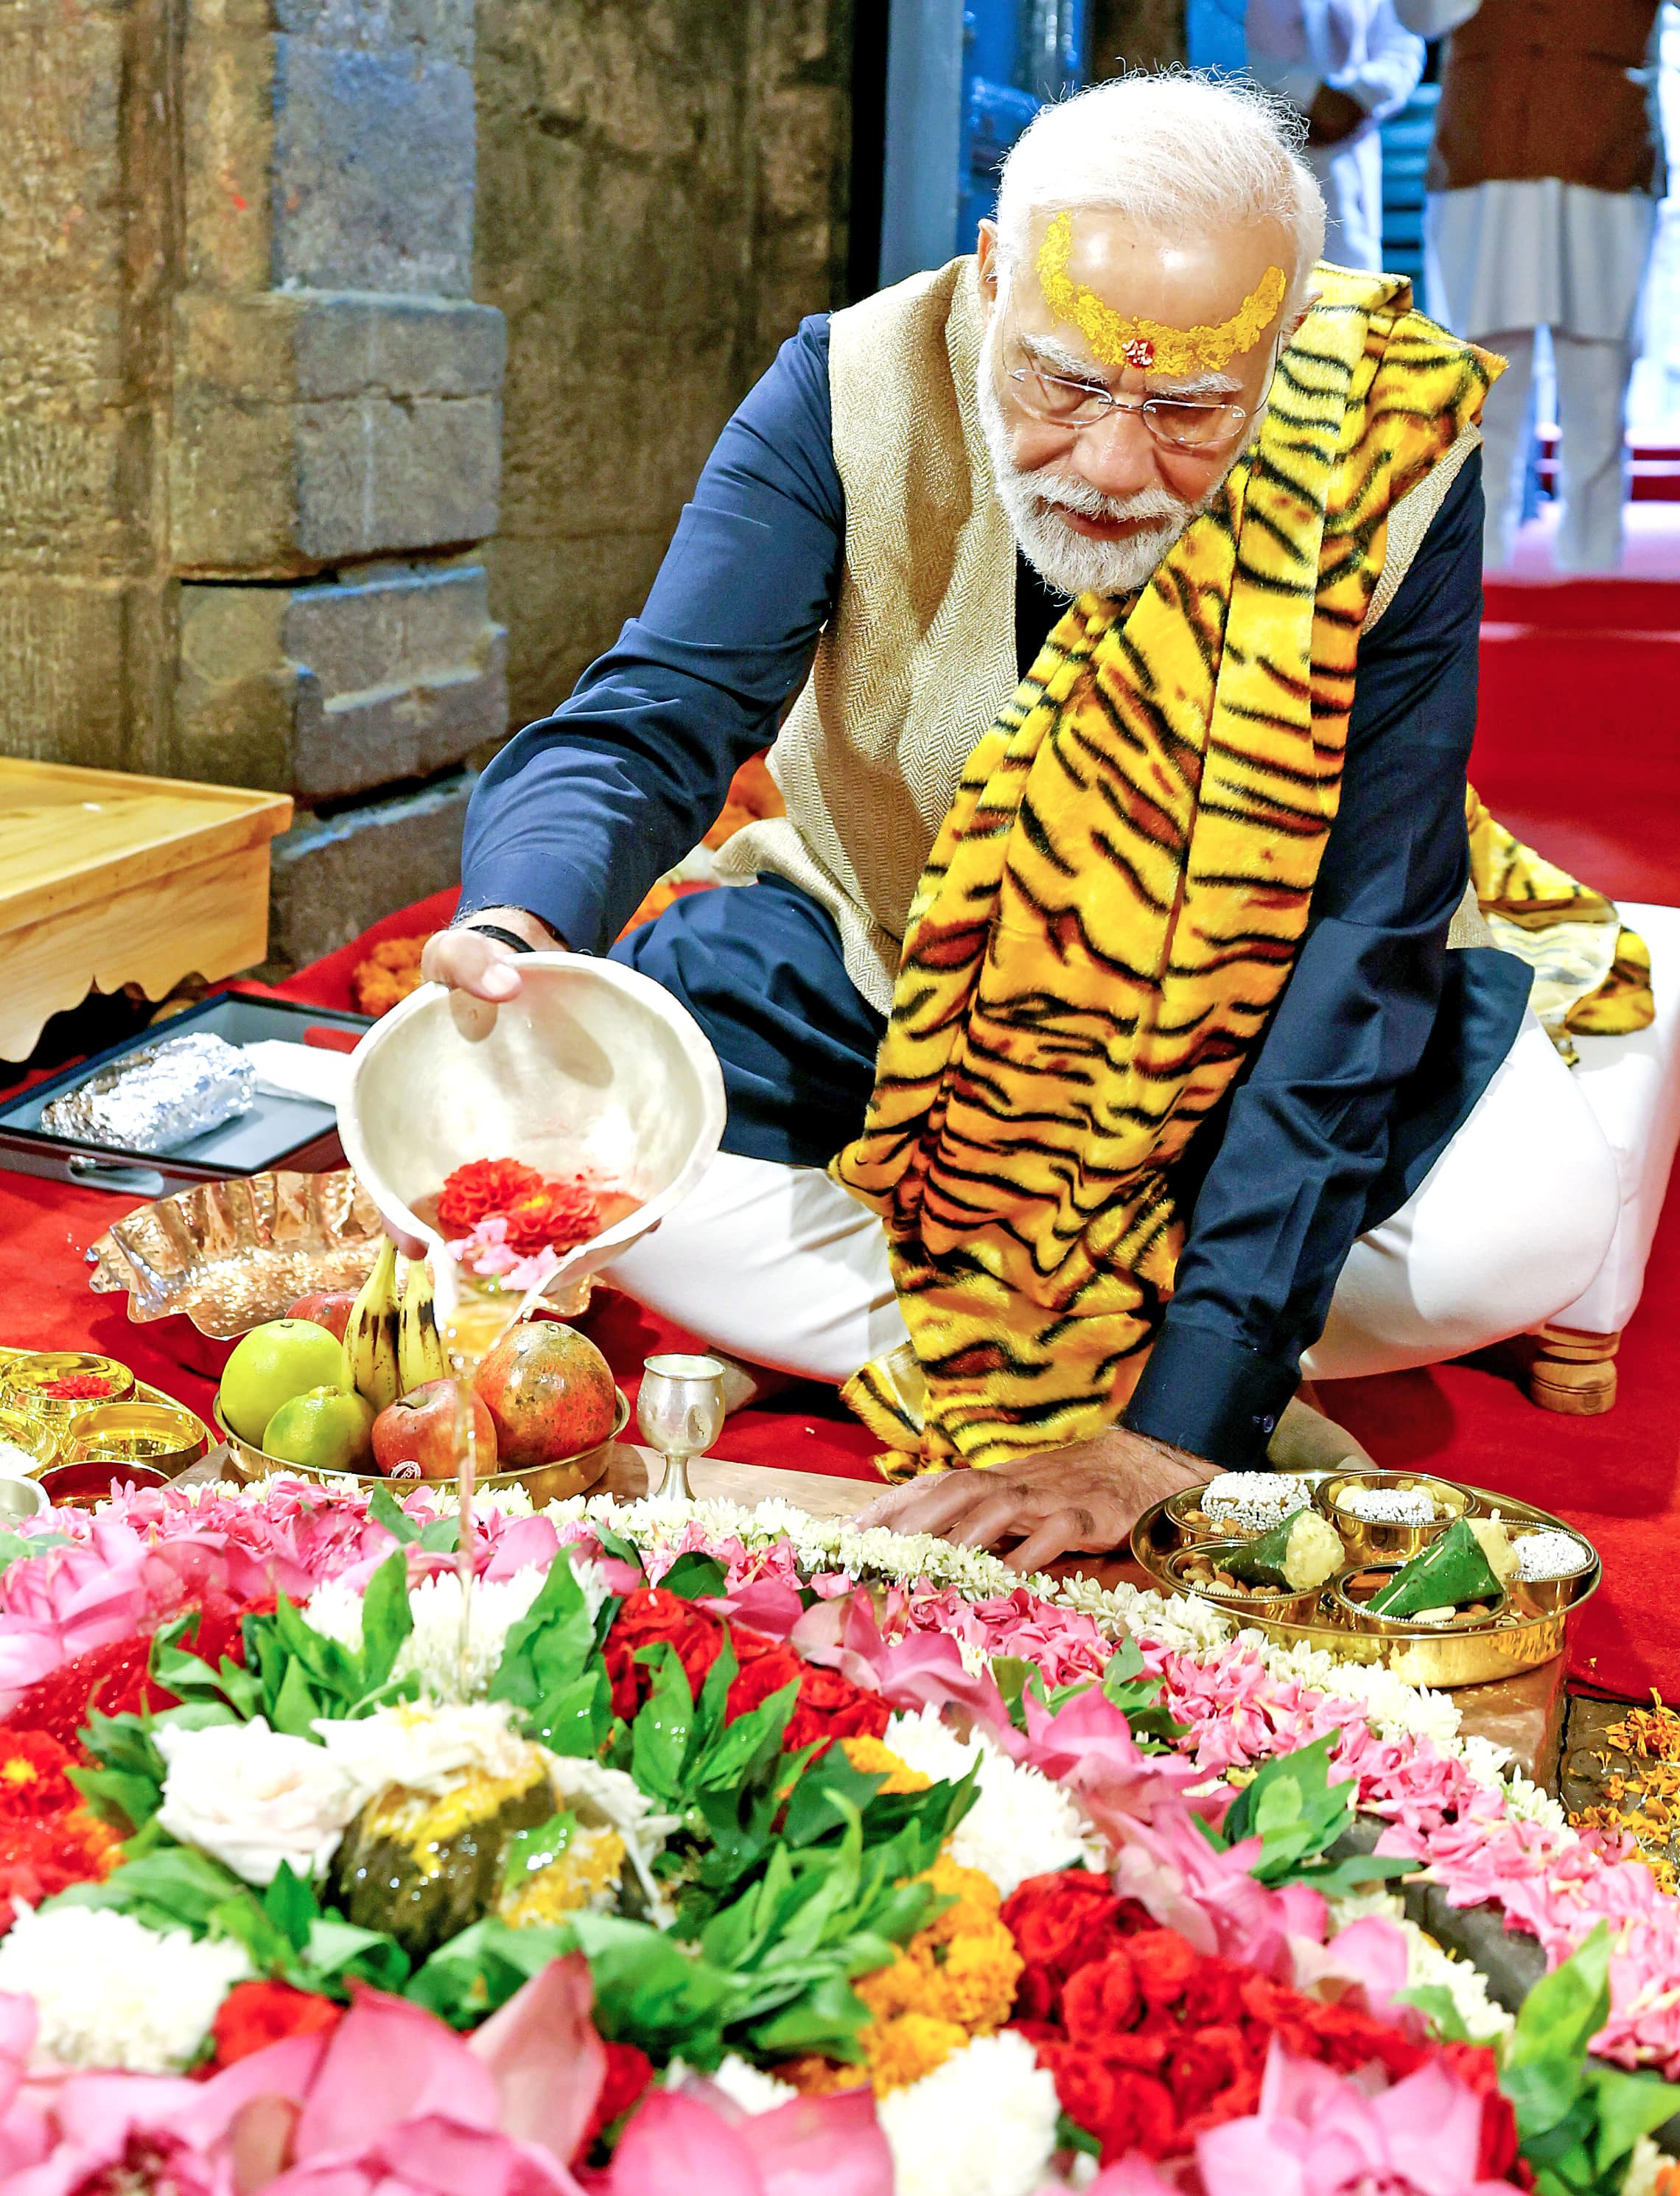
top-left (1131, 1468), bottom-right (1599, 1688)
top-left (211, 1384), bottom-right (627, 1506)
top-left (85, 1169), bottom-right (592, 1340)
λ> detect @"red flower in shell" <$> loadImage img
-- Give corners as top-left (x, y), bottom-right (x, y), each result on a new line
top-left (210, 1979), bottom-right (346, 2069)
top-left (437, 1158), bottom-right (545, 1235)
top-left (35, 1374), bottom-right (115, 1401)
top-left (500, 1180), bottom-right (601, 1256)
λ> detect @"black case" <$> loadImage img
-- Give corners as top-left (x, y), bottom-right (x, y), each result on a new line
top-left (0, 994), bottom-right (371, 1199)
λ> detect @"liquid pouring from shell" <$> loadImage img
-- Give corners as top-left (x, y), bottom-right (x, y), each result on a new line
top-left (335, 954), bottom-right (728, 1695)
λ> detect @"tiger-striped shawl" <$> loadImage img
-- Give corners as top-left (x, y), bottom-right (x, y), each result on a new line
top-left (833, 267), bottom-right (1498, 1474)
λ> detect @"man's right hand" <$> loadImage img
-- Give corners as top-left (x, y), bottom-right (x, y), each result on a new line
top-left (420, 907), bottom-right (564, 1002)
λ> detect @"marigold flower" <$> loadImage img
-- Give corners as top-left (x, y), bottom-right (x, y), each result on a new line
top-left (839, 1735), bottom-right (931, 1794)
top-left (864, 2010), bottom-right (971, 2093)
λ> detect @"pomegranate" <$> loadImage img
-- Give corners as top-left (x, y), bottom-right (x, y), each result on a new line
top-left (472, 1323), bottom-right (617, 1466)
top-left (285, 1291), bottom-right (358, 1342)
top-left (371, 1381), bottom-right (497, 1483)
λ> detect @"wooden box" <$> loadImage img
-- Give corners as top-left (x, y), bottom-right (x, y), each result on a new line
top-left (0, 760), bottom-right (293, 1064)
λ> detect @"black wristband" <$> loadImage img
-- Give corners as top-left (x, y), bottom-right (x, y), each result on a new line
top-left (457, 920), bottom-right (537, 956)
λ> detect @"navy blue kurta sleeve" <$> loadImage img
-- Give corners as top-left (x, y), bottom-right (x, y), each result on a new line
top-left (457, 317), bottom-right (841, 954)
top-left (1123, 452), bottom-right (1527, 1466)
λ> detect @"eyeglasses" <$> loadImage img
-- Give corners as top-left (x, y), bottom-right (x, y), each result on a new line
top-left (1006, 356), bottom-right (1253, 452)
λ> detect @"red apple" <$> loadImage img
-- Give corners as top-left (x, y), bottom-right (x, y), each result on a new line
top-left (284, 1290), bottom-right (358, 1342)
top-left (371, 1380), bottom-right (497, 1483)
top-left (472, 1322), bottom-right (617, 1466)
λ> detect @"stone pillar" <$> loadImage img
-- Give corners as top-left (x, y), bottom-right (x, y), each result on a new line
top-left (0, 0), bottom-right (508, 973)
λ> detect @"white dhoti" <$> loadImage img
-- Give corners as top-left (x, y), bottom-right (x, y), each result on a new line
top-left (603, 1013), bottom-right (1618, 1399)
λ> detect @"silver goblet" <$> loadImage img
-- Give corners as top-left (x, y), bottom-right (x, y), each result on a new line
top-left (637, 1353), bottom-right (727, 1500)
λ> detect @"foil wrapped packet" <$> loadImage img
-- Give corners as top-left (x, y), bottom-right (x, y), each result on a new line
top-left (43, 1032), bottom-right (258, 1154)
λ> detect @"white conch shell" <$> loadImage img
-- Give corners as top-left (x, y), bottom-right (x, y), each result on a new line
top-left (336, 952), bottom-right (727, 1315)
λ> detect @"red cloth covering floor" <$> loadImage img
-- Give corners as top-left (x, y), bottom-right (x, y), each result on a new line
top-left (4, 576), bottom-right (1680, 1689)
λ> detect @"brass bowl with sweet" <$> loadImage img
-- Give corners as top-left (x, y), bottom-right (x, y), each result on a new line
top-left (1324, 1472), bottom-right (1469, 1563)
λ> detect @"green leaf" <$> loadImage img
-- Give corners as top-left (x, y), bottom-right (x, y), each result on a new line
top-left (405, 1916), bottom-right (567, 2028)
top-left (656, 1552), bottom-right (729, 1601)
top-left (489, 1551), bottom-right (598, 1716)
top-left (419, 1515), bottom-right (461, 1554)
top-left (1394, 1985), bottom-right (1474, 2043)
top-left (1057, 2112), bottom-right (1102, 2161)
top-left (501, 1811), bottom-right (578, 1895)
top-left (591, 1525), bottom-right (643, 1571)
top-left (368, 1482), bottom-right (421, 1545)
top-left (358, 1549), bottom-right (414, 1693)
top-left (53, 1843), bottom-right (251, 1936)
top-left (1220, 1735), bottom-right (1357, 1885)
top-left (262, 1862), bottom-right (321, 1954)
top-left (630, 1643), bottom-right (695, 1802)
top-left (270, 1655), bottom-right (323, 1740)
top-left (529, 1668), bottom-right (613, 1758)
top-left (566, 1911), bottom-right (736, 2057)
top-left (1587, 2066), bottom-right (1680, 2175)
top-left (305, 1916), bottom-right (410, 1992)
top-left (1508, 1925), bottom-right (1613, 2074)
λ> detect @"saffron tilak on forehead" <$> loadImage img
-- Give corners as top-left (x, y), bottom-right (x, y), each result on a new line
top-left (1035, 210), bottom-right (1287, 377)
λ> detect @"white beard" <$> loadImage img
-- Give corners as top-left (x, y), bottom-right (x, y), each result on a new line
top-left (976, 321), bottom-right (1227, 601)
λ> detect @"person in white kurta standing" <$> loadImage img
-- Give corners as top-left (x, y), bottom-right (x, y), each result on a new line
top-left (1245, 0), bottom-right (1426, 271)
top-left (1395, 0), bottom-right (1665, 573)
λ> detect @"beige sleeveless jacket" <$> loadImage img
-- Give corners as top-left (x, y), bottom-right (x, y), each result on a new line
top-left (713, 256), bottom-right (1485, 1013)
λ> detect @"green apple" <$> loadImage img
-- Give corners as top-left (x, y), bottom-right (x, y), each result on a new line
top-left (262, 1385), bottom-right (376, 1473)
top-left (220, 1319), bottom-right (349, 1445)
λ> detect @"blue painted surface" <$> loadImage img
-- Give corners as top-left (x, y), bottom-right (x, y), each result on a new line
top-left (955, 0), bottom-right (1088, 256)
top-left (1186, 0), bottom-right (1246, 73)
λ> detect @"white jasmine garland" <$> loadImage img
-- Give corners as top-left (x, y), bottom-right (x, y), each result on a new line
top-left (154, 1714), bottom-right (363, 1885)
top-left (0, 1906), bottom-right (250, 2071)
top-left (875, 2029), bottom-right (1060, 2196)
top-left (885, 1707), bottom-right (1103, 1897)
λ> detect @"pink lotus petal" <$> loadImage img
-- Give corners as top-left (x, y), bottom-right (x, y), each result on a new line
top-left (605, 2088), bottom-right (768, 2196)
top-left (466, 1956), bottom-right (604, 2166)
top-left (293, 1988), bottom-right (499, 2159)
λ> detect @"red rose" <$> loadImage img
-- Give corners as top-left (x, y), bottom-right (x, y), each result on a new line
top-left (725, 1629), bottom-right (806, 1721)
top-left (1163, 2024), bottom-right (1254, 2120)
top-left (604, 1589), bottom-right (727, 1718)
top-left (1040, 2041), bottom-right (1122, 2147)
top-left (1062, 1950), bottom-right (1141, 2041)
top-left (1096, 2067), bottom-right (1181, 2163)
top-left (1440, 2040), bottom-right (1526, 2184)
top-left (0, 1732), bottom-right (78, 1819)
top-left (783, 1662), bottom-right (890, 1756)
top-left (1003, 1872), bottom-right (1128, 1990)
top-left (1124, 1929), bottom-right (1200, 2009)
top-left (209, 1981), bottom-right (344, 2069)
top-left (578, 2039), bottom-right (655, 2158)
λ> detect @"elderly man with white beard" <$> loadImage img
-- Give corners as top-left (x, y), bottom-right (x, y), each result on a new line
top-left (430, 74), bottom-right (1616, 1567)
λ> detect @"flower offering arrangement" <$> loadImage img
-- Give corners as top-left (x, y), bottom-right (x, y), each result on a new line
top-left (0, 1473), bottom-right (1672, 2196)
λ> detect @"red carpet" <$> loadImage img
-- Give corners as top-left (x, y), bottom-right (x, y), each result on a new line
top-left (4, 564), bottom-right (1679, 1693)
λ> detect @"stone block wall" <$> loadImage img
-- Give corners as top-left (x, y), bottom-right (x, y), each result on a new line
top-left (0, 0), bottom-right (852, 973)
top-left (475, 0), bottom-right (855, 732)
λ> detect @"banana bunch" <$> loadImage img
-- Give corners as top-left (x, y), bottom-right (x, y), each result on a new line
top-left (397, 1254), bottom-right (447, 1394)
top-left (343, 1237), bottom-right (402, 1412)
top-left (344, 1240), bottom-right (449, 1412)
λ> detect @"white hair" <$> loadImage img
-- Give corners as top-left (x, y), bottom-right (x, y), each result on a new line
top-left (993, 71), bottom-right (1326, 323)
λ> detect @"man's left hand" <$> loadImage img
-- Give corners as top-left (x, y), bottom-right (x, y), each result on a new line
top-left (854, 1427), bottom-right (1215, 1574)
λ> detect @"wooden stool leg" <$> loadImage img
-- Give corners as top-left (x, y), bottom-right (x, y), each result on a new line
top-left (1529, 1325), bottom-right (1621, 1415)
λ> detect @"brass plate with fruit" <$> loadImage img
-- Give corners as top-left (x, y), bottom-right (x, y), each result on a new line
top-left (211, 1386), bottom-right (626, 1506)
top-left (1130, 1469), bottom-right (1599, 1688)
top-left (214, 1239), bottom-right (627, 1504)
